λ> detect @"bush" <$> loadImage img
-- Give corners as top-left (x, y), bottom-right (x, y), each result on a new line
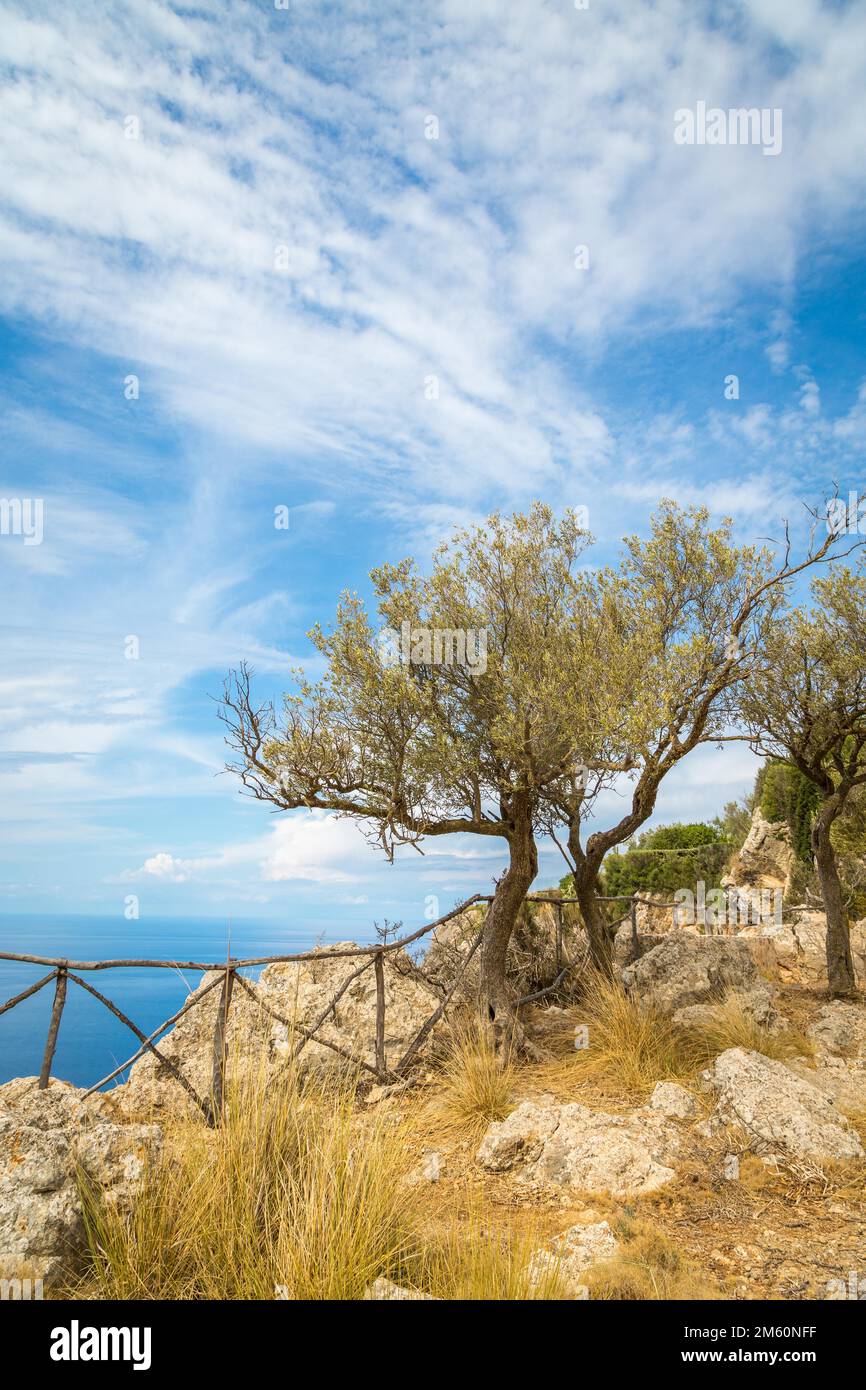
top-left (601, 822), bottom-right (729, 900)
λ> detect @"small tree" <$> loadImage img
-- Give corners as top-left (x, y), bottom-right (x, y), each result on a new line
top-left (740, 569), bottom-right (866, 996)
top-left (221, 504), bottom-right (590, 1035)
top-left (544, 501), bottom-right (853, 974)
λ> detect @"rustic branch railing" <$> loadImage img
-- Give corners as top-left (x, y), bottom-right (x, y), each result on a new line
top-left (0, 888), bottom-right (735, 1122)
top-left (0, 892), bottom-right (494, 1121)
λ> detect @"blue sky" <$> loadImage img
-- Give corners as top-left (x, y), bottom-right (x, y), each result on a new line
top-left (1, 0), bottom-right (865, 936)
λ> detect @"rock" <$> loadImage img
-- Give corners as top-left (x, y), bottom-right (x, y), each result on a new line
top-left (406, 1150), bottom-right (441, 1186)
top-left (743, 914), bottom-right (866, 990)
top-left (121, 945), bottom-right (440, 1116)
top-left (723, 808), bottom-right (794, 894)
top-left (809, 1002), bottom-right (866, 1058)
top-left (528, 1220), bottom-right (619, 1294)
top-left (622, 933), bottom-right (777, 1023)
top-left (702, 1048), bottom-right (864, 1161)
top-left (363, 1277), bottom-right (437, 1300)
top-left (476, 1099), bottom-right (681, 1196)
top-left (0, 1078), bottom-right (161, 1283)
top-left (649, 1081), bottom-right (698, 1121)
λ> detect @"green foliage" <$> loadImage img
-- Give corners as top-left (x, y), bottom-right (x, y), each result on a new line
top-left (713, 798), bottom-right (753, 850)
top-left (756, 759), bottom-right (821, 862)
top-left (600, 822), bottom-right (729, 899)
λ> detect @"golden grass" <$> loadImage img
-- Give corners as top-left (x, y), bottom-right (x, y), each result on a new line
top-left (423, 1020), bottom-right (516, 1140)
top-left (679, 994), bottom-right (814, 1067)
top-left (526, 971), bottom-right (698, 1102)
top-left (403, 1215), bottom-right (568, 1300)
top-left (523, 973), bottom-right (815, 1104)
top-left (69, 1059), bottom-right (565, 1301)
top-left (582, 1217), bottom-right (721, 1300)
top-left (74, 1067), bottom-right (412, 1300)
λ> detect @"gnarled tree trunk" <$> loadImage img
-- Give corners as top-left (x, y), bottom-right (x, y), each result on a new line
top-left (478, 805), bottom-right (538, 1044)
top-left (813, 811), bottom-right (857, 997)
top-left (571, 860), bottom-right (616, 976)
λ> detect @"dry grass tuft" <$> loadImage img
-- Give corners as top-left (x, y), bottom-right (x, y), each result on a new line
top-left (582, 1216), bottom-right (721, 1300)
top-left (526, 970), bottom-right (697, 1102)
top-left (679, 993), bottom-right (814, 1067)
top-left (423, 1021), bottom-right (517, 1140)
top-left (69, 1057), bottom-right (563, 1301)
top-left (73, 1065), bottom-right (414, 1301)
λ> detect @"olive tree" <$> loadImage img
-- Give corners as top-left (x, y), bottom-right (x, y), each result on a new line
top-left (739, 569), bottom-right (866, 996)
top-left (220, 504), bottom-right (590, 1033)
top-left (544, 501), bottom-right (853, 974)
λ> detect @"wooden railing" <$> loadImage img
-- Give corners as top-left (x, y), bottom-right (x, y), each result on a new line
top-left (0, 888), bottom-right (720, 1123)
top-left (0, 893), bottom-right (500, 1124)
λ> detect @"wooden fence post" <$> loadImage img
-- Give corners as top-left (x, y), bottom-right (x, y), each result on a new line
top-left (210, 967), bottom-right (235, 1124)
top-left (374, 950), bottom-right (386, 1077)
top-left (555, 900), bottom-right (564, 973)
top-left (39, 968), bottom-right (67, 1089)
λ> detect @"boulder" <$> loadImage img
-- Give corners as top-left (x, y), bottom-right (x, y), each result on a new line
top-left (621, 933), bottom-right (777, 1024)
top-left (649, 1081), bottom-right (699, 1121)
top-left (120, 945), bottom-right (440, 1116)
top-left (809, 1001), bottom-right (866, 1058)
top-left (476, 1099), bottom-right (681, 1196)
top-left (528, 1220), bottom-right (619, 1294)
top-left (742, 914), bottom-right (866, 990)
top-left (701, 1048), bottom-right (863, 1162)
top-left (0, 1078), bottom-right (161, 1283)
top-left (723, 808), bottom-right (794, 894)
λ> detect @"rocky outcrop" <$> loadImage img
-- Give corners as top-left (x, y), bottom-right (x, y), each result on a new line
top-left (476, 1099), bottom-right (682, 1196)
top-left (782, 1001), bottom-right (866, 1112)
top-left (528, 1220), bottom-right (619, 1295)
top-left (809, 1001), bottom-right (866, 1058)
top-left (0, 1078), bottom-right (161, 1283)
top-left (120, 945), bottom-right (440, 1116)
top-left (621, 933), bottom-right (778, 1026)
top-left (742, 913), bottom-right (866, 990)
top-left (723, 808), bottom-right (794, 895)
top-left (701, 1048), bottom-right (863, 1162)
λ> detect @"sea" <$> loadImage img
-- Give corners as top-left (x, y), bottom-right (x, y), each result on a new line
top-left (0, 914), bottom-right (367, 1090)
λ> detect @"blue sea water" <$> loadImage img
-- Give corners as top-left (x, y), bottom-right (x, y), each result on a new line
top-left (0, 915), bottom-right (357, 1089)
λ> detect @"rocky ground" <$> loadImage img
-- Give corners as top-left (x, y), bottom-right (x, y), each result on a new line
top-left (2, 843), bottom-right (865, 1299)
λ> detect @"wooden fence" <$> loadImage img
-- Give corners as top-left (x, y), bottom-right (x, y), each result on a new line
top-left (0, 889), bottom-right (684, 1124)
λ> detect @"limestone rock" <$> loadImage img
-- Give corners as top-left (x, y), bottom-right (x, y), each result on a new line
top-left (809, 1001), bottom-right (866, 1058)
top-left (121, 945), bottom-right (440, 1116)
top-left (743, 914), bottom-right (866, 990)
top-left (622, 933), bottom-right (776, 1022)
top-left (702, 1048), bottom-right (863, 1161)
top-left (476, 1099), bottom-right (680, 1196)
top-left (0, 1078), bottom-right (161, 1283)
top-left (649, 1081), bottom-right (699, 1121)
top-left (528, 1220), bottom-right (619, 1295)
top-left (723, 808), bottom-right (794, 894)
top-left (363, 1277), bottom-right (437, 1300)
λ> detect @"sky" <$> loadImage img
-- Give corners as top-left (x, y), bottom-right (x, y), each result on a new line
top-left (1, 0), bottom-right (865, 938)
